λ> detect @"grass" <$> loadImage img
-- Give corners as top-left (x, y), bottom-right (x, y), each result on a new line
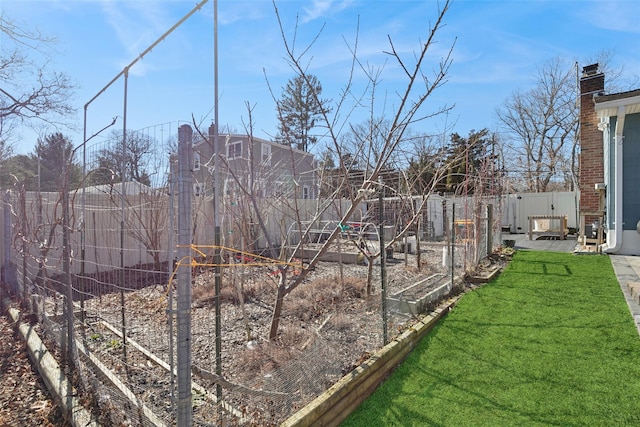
top-left (342, 251), bottom-right (640, 426)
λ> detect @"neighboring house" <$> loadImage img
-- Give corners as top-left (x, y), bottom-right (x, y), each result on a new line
top-left (191, 124), bottom-right (318, 200)
top-left (173, 123), bottom-right (319, 250)
top-left (579, 63), bottom-right (640, 254)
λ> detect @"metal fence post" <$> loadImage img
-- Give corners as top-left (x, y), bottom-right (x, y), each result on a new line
top-left (379, 178), bottom-right (388, 346)
top-left (177, 124), bottom-right (194, 426)
top-left (62, 173), bottom-right (77, 372)
top-left (486, 204), bottom-right (493, 257)
top-left (3, 190), bottom-right (17, 293)
top-left (168, 172), bottom-right (177, 416)
top-left (450, 202), bottom-right (455, 288)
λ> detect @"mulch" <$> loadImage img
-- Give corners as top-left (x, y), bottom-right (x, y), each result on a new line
top-left (0, 298), bottom-right (66, 426)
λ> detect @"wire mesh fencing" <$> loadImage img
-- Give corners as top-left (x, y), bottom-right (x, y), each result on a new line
top-left (1, 127), bottom-right (506, 425)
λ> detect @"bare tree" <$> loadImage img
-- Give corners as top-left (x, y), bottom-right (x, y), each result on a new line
top-left (86, 128), bottom-right (170, 271)
top-left (91, 129), bottom-right (154, 186)
top-left (0, 13), bottom-right (75, 145)
top-left (194, 0), bottom-right (455, 341)
top-left (497, 53), bottom-right (627, 193)
top-left (0, 116), bottom-right (16, 161)
top-left (406, 136), bottom-right (443, 195)
top-left (497, 58), bottom-right (578, 192)
top-left (252, 0), bottom-right (455, 340)
top-left (123, 188), bottom-right (169, 271)
top-left (11, 141), bottom-right (79, 306)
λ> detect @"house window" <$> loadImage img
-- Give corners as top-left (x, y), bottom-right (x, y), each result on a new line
top-left (194, 183), bottom-right (203, 197)
top-left (303, 185), bottom-right (310, 199)
top-left (227, 140), bottom-right (242, 159)
top-left (262, 144), bottom-right (272, 166)
top-left (193, 151), bottom-right (201, 171)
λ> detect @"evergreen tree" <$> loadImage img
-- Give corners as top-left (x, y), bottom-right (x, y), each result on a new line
top-left (275, 74), bottom-right (329, 152)
top-left (442, 129), bottom-right (492, 194)
top-left (33, 132), bottom-right (81, 192)
top-left (0, 154), bottom-right (38, 189)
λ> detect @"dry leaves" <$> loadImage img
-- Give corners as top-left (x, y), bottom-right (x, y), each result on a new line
top-left (0, 306), bottom-right (65, 426)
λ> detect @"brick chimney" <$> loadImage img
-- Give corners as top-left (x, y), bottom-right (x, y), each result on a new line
top-left (579, 63), bottom-right (605, 216)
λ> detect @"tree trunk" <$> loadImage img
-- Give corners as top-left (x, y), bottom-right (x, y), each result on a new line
top-left (268, 273), bottom-right (288, 340)
top-left (153, 251), bottom-right (162, 272)
top-left (366, 256), bottom-right (374, 295)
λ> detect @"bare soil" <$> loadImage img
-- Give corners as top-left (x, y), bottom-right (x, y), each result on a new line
top-left (2, 243), bottom-right (510, 426)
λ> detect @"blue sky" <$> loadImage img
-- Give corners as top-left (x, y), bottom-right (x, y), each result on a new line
top-left (3, 0), bottom-right (639, 157)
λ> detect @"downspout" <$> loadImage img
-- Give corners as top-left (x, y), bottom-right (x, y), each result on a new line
top-left (603, 105), bottom-right (626, 253)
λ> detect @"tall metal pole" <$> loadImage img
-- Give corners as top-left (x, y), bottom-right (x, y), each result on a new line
top-left (62, 151), bottom-right (77, 372)
top-left (167, 171), bottom-right (176, 416)
top-left (83, 0), bottom-right (209, 112)
top-left (213, 0), bottom-right (224, 414)
top-left (2, 191), bottom-right (15, 292)
top-left (177, 124), bottom-right (193, 426)
top-left (120, 69), bottom-right (129, 365)
top-left (81, 107), bottom-right (87, 322)
top-left (450, 202), bottom-right (456, 289)
top-left (379, 178), bottom-right (388, 345)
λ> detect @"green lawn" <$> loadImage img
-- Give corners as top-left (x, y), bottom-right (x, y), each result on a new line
top-left (343, 251), bottom-right (640, 426)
